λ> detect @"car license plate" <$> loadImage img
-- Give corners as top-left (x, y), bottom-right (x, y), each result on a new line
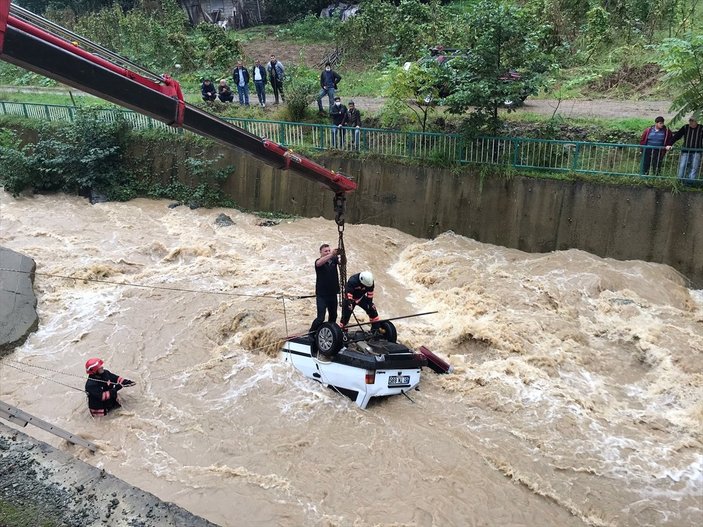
top-left (388, 375), bottom-right (410, 386)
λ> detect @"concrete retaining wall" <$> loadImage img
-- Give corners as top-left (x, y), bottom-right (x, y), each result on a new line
top-left (201, 149), bottom-right (703, 287)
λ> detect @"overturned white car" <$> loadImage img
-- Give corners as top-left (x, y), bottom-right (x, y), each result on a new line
top-left (281, 321), bottom-right (429, 409)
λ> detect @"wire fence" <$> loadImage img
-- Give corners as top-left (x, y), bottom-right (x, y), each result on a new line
top-left (1, 101), bottom-right (701, 182)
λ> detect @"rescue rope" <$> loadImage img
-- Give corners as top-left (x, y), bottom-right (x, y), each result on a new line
top-left (2, 362), bottom-right (86, 392)
top-left (2, 359), bottom-right (135, 387)
top-left (0, 267), bottom-right (303, 300)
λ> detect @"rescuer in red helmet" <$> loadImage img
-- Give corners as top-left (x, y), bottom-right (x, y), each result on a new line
top-left (84, 358), bottom-right (135, 417)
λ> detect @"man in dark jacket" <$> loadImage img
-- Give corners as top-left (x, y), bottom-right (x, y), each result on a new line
top-left (201, 79), bottom-right (217, 102)
top-left (639, 116), bottom-right (673, 176)
top-left (317, 62), bottom-right (342, 113)
top-left (309, 243), bottom-right (340, 333)
top-left (232, 61), bottom-right (250, 106)
top-left (340, 271), bottom-right (380, 330)
top-left (217, 79), bottom-right (234, 103)
top-left (330, 96), bottom-right (347, 148)
top-left (267, 55), bottom-right (285, 104)
top-left (668, 116), bottom-right (703, 180)
top-left (84, 358), bottom-right (135, 417)
top-left (344, 100), bottom-right (362, 149)
top-left (251, 59), bottom-right (268, 107)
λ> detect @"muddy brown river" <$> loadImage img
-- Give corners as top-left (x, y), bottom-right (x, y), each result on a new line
top-left (0, 192), bottom-right (701, 527)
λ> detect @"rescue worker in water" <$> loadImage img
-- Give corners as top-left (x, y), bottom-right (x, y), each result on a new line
top-left (85, 358), bottom-right (135, 417)
top-left (340, 271), bottom-right (380, 330)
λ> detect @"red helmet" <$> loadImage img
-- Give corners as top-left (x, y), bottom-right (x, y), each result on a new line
top-left (85, 358), bottom-right (104, 375)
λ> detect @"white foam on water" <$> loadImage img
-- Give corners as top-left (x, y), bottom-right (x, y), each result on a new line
top-left (2, 193), bottom-right (702, 527)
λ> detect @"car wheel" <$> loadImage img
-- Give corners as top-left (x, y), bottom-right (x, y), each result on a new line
top-left (316, 322), bottom-right (344, 356)
top-left (377, 321), bottom-right (397, 343)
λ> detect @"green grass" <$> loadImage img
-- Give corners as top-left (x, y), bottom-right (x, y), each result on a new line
top-left (0, 499), bottom-right (60, 527)
top-left (274, 15), bottom-right (342, 43)
top-left (341, 69), bottom-right (390, 97)
top-left (503, 112), bottom-right (654, 138)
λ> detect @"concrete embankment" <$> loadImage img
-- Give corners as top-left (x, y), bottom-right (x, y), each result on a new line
top-left (0, 422), bottom-right (218, 527)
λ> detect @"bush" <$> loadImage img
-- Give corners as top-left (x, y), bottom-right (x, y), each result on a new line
top-left (0, 118), bottom-right (240, 208)
top-left (282, 66), bottom-right (318, 122)
top-left (0, 109), bottom-right (131, 196)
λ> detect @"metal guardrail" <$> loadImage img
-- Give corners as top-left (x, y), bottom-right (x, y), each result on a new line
top-left (1, 101), bottom-right (701, 182)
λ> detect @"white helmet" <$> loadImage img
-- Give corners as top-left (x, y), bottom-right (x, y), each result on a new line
top-left (359, 271), bottom-right (374, 287)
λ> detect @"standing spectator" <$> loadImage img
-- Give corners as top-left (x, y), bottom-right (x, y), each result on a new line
top-left (668, 116), bottom-right (703, 180)
top-left (639, 116), bottom-right (673, 176)
top-left (252, 59), bottom-right (267, 107)
top-left (233, 61), bottom-right (250, 106)
top-left (330, 96), bottom-right (347, 149)
top-left (344, 100), bottom-right (362, 149)
top-left (267, 54), bottom-right (285, 104)
top-left (317, 62), bottom-right (342, 114)
top-left (217, 79), bottom-right (234, 103)
top-left (201, 78), bottom-right (217, 102)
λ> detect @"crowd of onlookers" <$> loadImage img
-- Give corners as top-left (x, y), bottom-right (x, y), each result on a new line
top-left (200, 58), bottom-right (362, 148)
top-left (201, 54), bottom-right (285, 107)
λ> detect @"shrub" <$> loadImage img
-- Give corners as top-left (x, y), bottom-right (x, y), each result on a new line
top-left (282, 66), bottom-right (318, 122)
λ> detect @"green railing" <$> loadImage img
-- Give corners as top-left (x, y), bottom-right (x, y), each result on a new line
top-left (1, 101), bottom-right (701, 182)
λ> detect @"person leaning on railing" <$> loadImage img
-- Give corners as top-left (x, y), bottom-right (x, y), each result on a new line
top-left (666, 116), bottom-right (703, 180)
top-left (344, 100), bottom-right (362, 150)
top-left (639, 116), bottom-right (673, 176)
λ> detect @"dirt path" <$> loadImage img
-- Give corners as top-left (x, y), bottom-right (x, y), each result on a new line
top-left (0, 85), bottom-right (675, 119)
top-left (336, 96), bottom-right (675, 119)
top-left (0, 423), bottom-right (217, 527)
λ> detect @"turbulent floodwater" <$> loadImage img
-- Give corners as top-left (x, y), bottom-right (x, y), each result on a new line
top-left (0, 191), bottom-right (701, 527)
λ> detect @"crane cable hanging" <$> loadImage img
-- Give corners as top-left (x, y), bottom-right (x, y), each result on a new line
top-left (334, 192), bottom-right (348, 307)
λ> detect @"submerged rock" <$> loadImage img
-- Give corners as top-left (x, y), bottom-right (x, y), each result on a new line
top-left (214, 213), bottom-right (235, 227)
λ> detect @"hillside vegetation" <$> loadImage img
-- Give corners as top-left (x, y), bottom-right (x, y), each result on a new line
top-left (2, 0), bottom-right (702, 134)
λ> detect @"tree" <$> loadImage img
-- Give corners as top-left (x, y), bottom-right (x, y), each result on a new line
top-left (442, 0), bottom-right (553, 133)
top-left (657, 35), bottom-right (703, 121)
top-left (17, 0), bottom-right (137, 17)
top-left (386, 63), bottom-right (441, 132)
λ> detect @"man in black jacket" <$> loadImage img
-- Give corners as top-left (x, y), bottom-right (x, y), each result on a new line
top-left (317, 62), bottom-right (342, 113)
top-left (330, 96), bottom-right (347, 148)
top-left (232, 61), bottom-right (250, 106)
top-left (201, 79), bottom-right (217, 102)
top-left (309, 243), bottom-right (340, 333)
top-left (85, 358), bottom-right (135, 417)
top-left (668, 116), bottom-right (703, 180)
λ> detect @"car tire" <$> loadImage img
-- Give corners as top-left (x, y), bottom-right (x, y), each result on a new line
top-left (316, 322), bottom-right (344, 356)
top-left (377, 321), bottom-right (397, 343)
